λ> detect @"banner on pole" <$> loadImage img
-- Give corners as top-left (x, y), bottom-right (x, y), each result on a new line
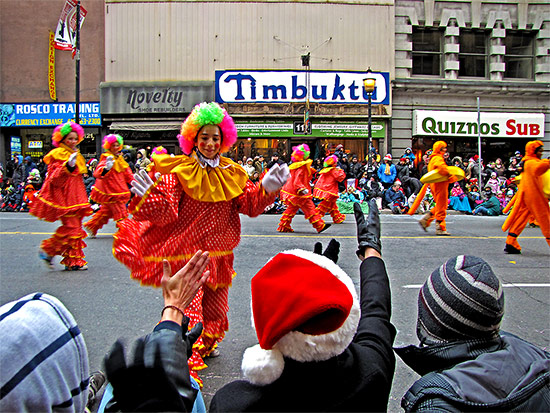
top-left (53, 0), bottom-right (87, 51)
top-left (48, 31), bottom-right (57, 101)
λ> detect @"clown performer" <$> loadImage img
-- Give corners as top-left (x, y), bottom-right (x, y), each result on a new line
top-left (83, 134), bottom-right (134, 238)
top-left (502, 140), bottom-right (550, 253)
top-left (146, 145), bottom-right (168, 175)
top-left (277, 144), bottom-right (331, 233)
top-left (313, 154), bottom-right (347, 224)
top-left (408, 141), bottom-right (458, 235)
top-left (31, 122), bottom-right (92, 271)
top-left (113, 102), bottom-right (289, 383)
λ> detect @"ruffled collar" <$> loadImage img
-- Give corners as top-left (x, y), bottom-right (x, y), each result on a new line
top-left (319, 166), bottom-right (335, 174)
top-left (44, 144), bottom-right (87, 174)
top-left (100, 151), bottom-right (129, 173)
top-left (289, 159), bottom-right (313, 171)
top-left (153, 152), bottom-right (248, 202)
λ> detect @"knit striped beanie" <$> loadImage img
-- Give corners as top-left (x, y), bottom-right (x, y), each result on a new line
top-left (417, 255), bottom-right (504, 344)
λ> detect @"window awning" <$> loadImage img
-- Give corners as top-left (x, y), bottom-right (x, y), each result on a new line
top-left (109, 121), bottom-right (181, 131)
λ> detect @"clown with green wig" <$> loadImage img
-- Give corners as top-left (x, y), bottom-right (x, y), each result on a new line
top-left (31, 122), bottom-right (92, 271)
top-left (84, 134), bottom-right (134, 237)
top-left (113, 102), bottom-right (289, 384)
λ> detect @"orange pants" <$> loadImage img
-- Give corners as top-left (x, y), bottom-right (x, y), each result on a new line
top-left (505, 204), bottom-right (550, 250)
top-left (426, 182), bottom-right (449, 230)
top-left (278, 196), bottom-right (325, 231)
top-left (84, 202), bottom-right (128, 235)
top-left (316, 198), bottom-right (346, 224)
top-left (41, 215), bottom-right (87, 267)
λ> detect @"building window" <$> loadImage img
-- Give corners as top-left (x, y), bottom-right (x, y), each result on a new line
top-left (459, 30), bottom-right (487, 78)
top-left (504, 31), bottom-right (535, 79)
top-left (412, 27), bottom-right (443, 76)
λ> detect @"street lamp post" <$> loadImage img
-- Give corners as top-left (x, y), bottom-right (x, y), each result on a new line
top-left (363, 69), bottom-right (376, 174)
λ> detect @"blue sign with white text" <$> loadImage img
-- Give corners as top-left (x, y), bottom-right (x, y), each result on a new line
top-left (0, 102), bottom-right (101, 127)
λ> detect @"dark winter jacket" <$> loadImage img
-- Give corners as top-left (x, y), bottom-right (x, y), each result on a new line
top-left (210, 257), bottom-right (396, 412)
top-left (396, 332), bottom-right (550, 412)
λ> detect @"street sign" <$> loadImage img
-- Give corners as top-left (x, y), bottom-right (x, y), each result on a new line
top-left (293, 120), bottom-right (312, 135)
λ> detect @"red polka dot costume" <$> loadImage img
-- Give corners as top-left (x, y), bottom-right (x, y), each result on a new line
top-left (30, 123), bottom-right (92, 269)
top-left (113, 103), bottom-right (276, 385)
top-left (85, 136), bottom-right (134, 236)
top-left (313, 155), bottom-right (346, 224)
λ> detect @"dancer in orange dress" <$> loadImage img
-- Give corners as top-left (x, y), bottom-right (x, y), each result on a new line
top-left (113, 102), bottom-right (289, 384)
top-left (84, 134), bottom-right (133, 237)
top-left (313, 155), bottom-right (346, 224)
top-left (31, 122), bottom-right (92, 271)
top-left (502, 140), bottom-right (550, 253)
top-left (277, 144), bottom-right (331, 233)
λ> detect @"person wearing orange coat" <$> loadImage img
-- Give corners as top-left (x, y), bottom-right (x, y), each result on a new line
top-left (418, 141), bottom-right (452, 235)
top-left (84, 134), bottom-right (134, 237)
top-left (31, 122), bottom-right (92, 271)
top-left (502, 140), bottom-right (550, 254)
top-left (313, 154), bottom-right (346, 224)
top-left (277, 144), bottom-right (331, 233)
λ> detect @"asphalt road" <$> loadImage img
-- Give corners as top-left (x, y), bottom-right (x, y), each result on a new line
top-left (1, 211), bottom-right (549, 412)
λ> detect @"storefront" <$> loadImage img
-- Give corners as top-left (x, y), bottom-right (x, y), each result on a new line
top-left (412, 110), bottom-right (545, 163)
top-left (217, 69), bottom-right (391, 163)
top-left (0, 102), bottom-right (102, 164)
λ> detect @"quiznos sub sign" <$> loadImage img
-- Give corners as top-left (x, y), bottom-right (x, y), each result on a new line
top-left (215, 70), bottom-right (390, 105)
top-left (413, 110), bottom-right (544, 138)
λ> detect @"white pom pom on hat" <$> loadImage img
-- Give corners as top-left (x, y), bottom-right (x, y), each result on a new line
top-left (241, 249), bottom-right (360, 386)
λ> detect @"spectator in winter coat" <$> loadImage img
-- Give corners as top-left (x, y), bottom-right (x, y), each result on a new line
top-left (396, 255), bottom-right (550, 412)
top-left (402, 147), bottom-right (416, 164)
top-left (349, 155), bottom-right (364, 180)
top-left (266, 153), bottom-right (284, 170)
top-left (384, 182), bottom-right (408, 214)
top-left (244, 158), bottom-right (256, 177)
top-left (23, 156), bottom-right (37, 181)
top-left (377, 154), bottom-right (396, 189)
top-left (12, 155), bottom-right (24, 188)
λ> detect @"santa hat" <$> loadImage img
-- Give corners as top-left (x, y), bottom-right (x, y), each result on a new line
top-left (383, 154), bottom-right (392, 161)
top-left (242, 249), bottom-right (360, 386)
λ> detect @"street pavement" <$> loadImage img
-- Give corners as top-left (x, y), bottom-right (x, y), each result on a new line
top-left (1, 211), bottom-right (549, 412)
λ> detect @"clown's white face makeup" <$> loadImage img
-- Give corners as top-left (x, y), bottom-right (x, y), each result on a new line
top-left (63, 132), bottom-right (79, 150)
top-left (195, 125), bottom-right (222, 159)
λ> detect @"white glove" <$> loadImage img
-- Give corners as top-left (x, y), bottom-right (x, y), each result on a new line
top-left (105, 156), bottom-right (114, 171)
top-left (261, 163), bottom-right (290, 193)
top-left (131, 170), bottom-right (160, 197)
top-left (68, 153), bottom-right (78, 168)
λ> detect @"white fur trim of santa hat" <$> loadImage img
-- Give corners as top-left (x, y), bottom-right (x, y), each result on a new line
top-left (241, 249), bottom-right (360, 386)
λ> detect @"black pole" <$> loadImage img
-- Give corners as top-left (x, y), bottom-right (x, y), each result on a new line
top-left (367, 92), bottom-right (372, 169)
top-left (75, 1), bottom-right (80, 124)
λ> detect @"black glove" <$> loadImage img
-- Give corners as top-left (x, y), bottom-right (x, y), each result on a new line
top-left (313, 239), bottom-right (340, 263)
top-left (104, 339), bottom-right (188, 412)
top-left (181, 317), bottom-right (203, 359)
top-left (353, 200), bottom-right (381, 258)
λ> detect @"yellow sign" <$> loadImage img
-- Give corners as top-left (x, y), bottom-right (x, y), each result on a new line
top-left (48, 31), bottom-right (57, 101)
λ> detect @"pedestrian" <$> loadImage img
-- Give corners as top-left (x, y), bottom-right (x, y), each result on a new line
top-left (11, 155), bottom-right (24, 189)
top-left (31, 122), bottom-right (92, 271)
top-left (210, 200), bottom-right (396, 412)
top-left (112, 102), bottom-right (289, 384)
top-left (313, 154), bottom-right (346, 224)
top-left (502, 140), bottom-right (550, 253)
top-left (277, 144), bottom-right (330, 233)
top-left (244, 157), bottom-right (256, 177)
top-left (135, 148), bottom-right (151, 172)
top-left (473, 187), bottom-right (501, 216)
top-left (84, 134), bottom-right (134, 237)
top-left (395, 255), bottom-right (550, 412)
top-left (253, 155), bottom-right (266, 174)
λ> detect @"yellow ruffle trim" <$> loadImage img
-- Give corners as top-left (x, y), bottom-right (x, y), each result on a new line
top-left (289, 158), bottom-right (313, 171)
top-left (319, 166), bottom-right (335, 174)
top-left (100, 152), bottom-right (130, 172)
top-left (44, 144), bottom-right (87, 174)
top-left (153, 154), bottom-right (248, 202)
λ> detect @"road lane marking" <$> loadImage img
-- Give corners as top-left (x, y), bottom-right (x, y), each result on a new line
top-left (403, 283), bottom-right (550, 289)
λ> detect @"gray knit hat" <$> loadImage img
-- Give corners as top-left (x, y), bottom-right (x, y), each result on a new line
top-left (417, 255), bottom-right (504, 344)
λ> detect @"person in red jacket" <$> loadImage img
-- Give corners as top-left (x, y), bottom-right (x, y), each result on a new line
top-left (313, 154), bottom-right (346, 224)
top-left (84, 134), bottom-right (134, 237)
top-left (277, 144), bottom-right (330, 233)
top-left (502, 140), bottom-right (550, 253)
top-left (31, 122), bottom-right (92, 271)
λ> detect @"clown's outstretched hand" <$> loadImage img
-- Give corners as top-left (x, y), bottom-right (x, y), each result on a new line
top-left (261, 163), bottom-right (290, 193)
top-left (131, 169), bottom-right (160, 197)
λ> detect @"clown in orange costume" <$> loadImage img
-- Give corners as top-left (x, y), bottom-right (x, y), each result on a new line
top-left (84, 134), bottom-right (134, 237)
top-left (313, 155), bottom-right (346, 224)
top-left (277, 144), bottom-right (331, 233)
top-left (31, 122), bottom-right (92, 271)
top-left (113, 102), bottom-right (289, 383)
top-left (502, 140), bottom-right (550, 254)
top-left (409, 141), bottom-right (453, 235)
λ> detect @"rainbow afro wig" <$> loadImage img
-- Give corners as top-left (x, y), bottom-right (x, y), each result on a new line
top-left (102, 134), bottom-right (123, 151)
top-left (323, 155), bottom-right (338, 167)
top-left (151, 146), bottom-right (168, 156)
top-left (291, 144), bottom-right (310, 162)
top-left (178, 102), bottom-right (237, 155)
top-left (51, 121), bottom-right (85, 148)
